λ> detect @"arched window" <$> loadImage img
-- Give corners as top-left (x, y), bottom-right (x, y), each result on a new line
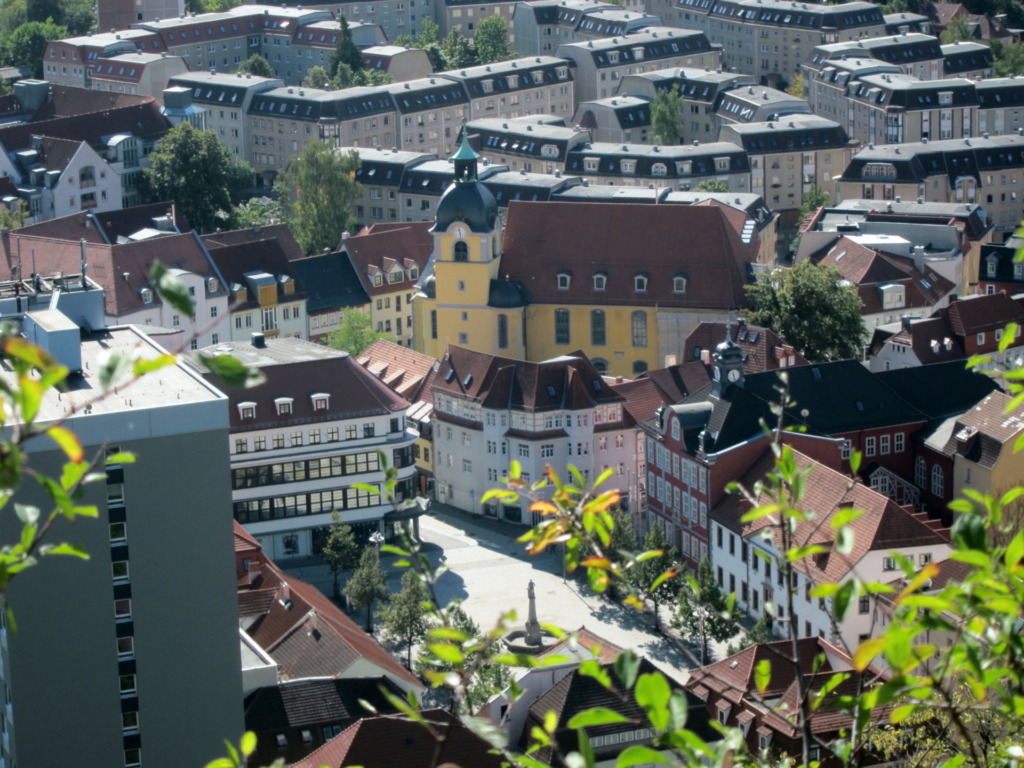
top-left (651, 162), bottom-right (667, 177)
top-left (631, 311), bottom-right (647, 348)
top-left (555, 309), bottom-right (570, 344)
top-left (633, 360), bottom-right (649, 375)
top-left (634, 274), bottom-right (648, 292)
top-left (497, 314), bottom-right (508, 349)
top-left (592, 358), bottom-right (609, 374)
top-left (931, 464), bottom-right (944, 496)
top-left (453, 241), bottom-right (469, 262)
top-left (915, 456), bottom-right (927, 488)
top-left (591, 309), bottom-right (606, 346)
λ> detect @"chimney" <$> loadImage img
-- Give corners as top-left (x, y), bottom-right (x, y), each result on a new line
top-left (247, 560), bottom-right (260, 584)
top-left (278, 581), bottom-right (292, 608)
top-left (251, 332), bottom-right (266, 348)
top-left (901, 315), bottom-right (913, 332)
top-left (912, 244), bottom-right (925, 273)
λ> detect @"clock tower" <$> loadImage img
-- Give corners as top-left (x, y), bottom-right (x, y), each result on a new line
top-left (712, 327), bottom-right (745, 397)
top-left (412, 126), bottom-right (526, 359)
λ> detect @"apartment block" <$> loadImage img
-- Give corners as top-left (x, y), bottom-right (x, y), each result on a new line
top-left (435, 0), bottom-right (520, 39)
top-left (571, 95), bottom-right (652, 143)
top-left (512, 0), bottom-right (624, 56)
top-left (941, 40), bottom-right (993, 78)
top-left (718, 114), bottom-right (852, 210)
top-left (565, 140), bottom-right (751, 190)
top-left (845, 74), bottom-right (978, 146)
top-left (804, 33), bottom-right (944, 81)
top-left (556, 27), bottom-right (720, 103)
top-left (100, 0), bottom-right (185, 28)
top-left (807, 57), bottom-right (902, 124)
top-left (468, 116), bottom-right (591, 173)
top-left (441, 56), bottom-right (575, 122)
top-left (673, 0), bottom-right (885, 85)
top-left (976, 78), bottom-right (1024, 137)
top-left (837, 134), bottom-right (1024, 236)
top-left (714, 84), bottom-right (812, 127)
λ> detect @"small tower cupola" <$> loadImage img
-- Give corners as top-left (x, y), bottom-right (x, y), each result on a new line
top-left (452, 124), bottom-right (480, 184)
top-left (712, 325), bottom-right (744, 395)
top-left (432, 122), bottom-right (499, 235)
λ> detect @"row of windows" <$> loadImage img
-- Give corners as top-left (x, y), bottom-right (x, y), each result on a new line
top-left (556, 272), bottom-right (685, 294)
top-left (234, 486), bottom-right (383, 523)
top-left (232, 452), bottom-right (382, 489)
top-left (554, 309), bottom-right (648, 347)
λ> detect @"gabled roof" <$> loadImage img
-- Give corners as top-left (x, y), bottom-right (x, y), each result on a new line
top-left (683, 321), bottom-right (808, 374)
top-left (244, 676), bottom-right (402, 731)
top-left (0, 99), bottom-right (169, 154)
top-left (10, 202), bottom-right (188, 244)
top-left (203, 223), bottom-right (305, 262)
top-left (293, 710), bottom-right (503, 768)
top-left (344, 223), bottom-right (433, 297)
top-left (204, 237), bottom-right (306, 309)
top-left (238, 542), bottom-right (421, 690)
top-left (944, 291), bottom-right (1024, 336)
top-left (639, 361), bottom-right (713, 403)
top-left (944, 390), bottom-right (1024, 468)
top-left (609, 377), bottom-right (674, 427)
top-left (500, 201), bottom-right (756, 310)
top-left (720, 447), bottom-right (948, 582)
top-left (434, 346), bottom-right (623, 414)
top-left (190, 337), bottom-right (409, 431)
top-left (356, 339), bottom-right (439, 404)
top-left (288, 250), bottom-right (369, 315)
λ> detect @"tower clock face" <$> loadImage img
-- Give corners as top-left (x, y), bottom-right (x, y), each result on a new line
top-left (728, 368), bottom-right (741, 383)
top-left (455, 227), bottom-right (465, 239)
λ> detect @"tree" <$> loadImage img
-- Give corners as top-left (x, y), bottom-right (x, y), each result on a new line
top-left (673, 558), bottom-right (737, 665)
top-left (940, 14), bottom-right (973, 43)
top-left (2, 20), bottom-right (66, 77)
top-left (474, 16), bottom-right (516, 64)
top-left (440, 28), bottom-right (476, 70)
top-left (799, 184), bottom-right (830, 216)
top-left (139, 123), bottom-right (252, 234)
top-left (236, 54), bottom-right (273, 78)
top-left (786, 73), bottom-right (805, 99)
top-left (629, 524), bottom-right (679, 629)
top-left (278, 141), bottom-right (361, 255)
top-left (0, 0), bottom-right (27, 42)
top-left (695, 179), bottom-right (731, 193)
top-left (726, 611), bottom-right (770, 656)
top-left (232, 196), bottom-right (285, 228)
top-left (327, 310), bottom-right (391, 355)
top-left (992, 38), bottom-right (1024, 77)
top-left (344, 543), bottom-right (389, 631)
top-left (745, 260), bottom-right (868, 362)
top-left (302, 65), bottom-right (332, 89)
top-left (0, 200), bottom-right (27, 229)
top-left (330, 17), bottom-right (364, 80)
top-left (380, 569), bottom-right (434, 667)
top-left (650, 88), bottom-right (684, 146)
top-left (321, 511), bottom-right (360, 600)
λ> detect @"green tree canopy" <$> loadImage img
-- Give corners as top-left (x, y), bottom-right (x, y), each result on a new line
top-left (330, 17), bottom-right (364, 79)
top-left (694, 179), bottom-right (731, 193)
top-left (344, 543), bottom-right (390, 631)
top-left (328, 310), bottom-right (391, 355)
top-left (278, 141), bottom-right (361, 255)
top-left (28, 0), bottom-right (93, 35)
top-left (441, 28), bottom-right (477, 69)
top-left (231, 196), bottom-right (286, 228)
top-left (785, 73), bottom-right (805, 99)
top-left (139, 122), bottom-right (253, 234)
top-left (940, 14), bottom-right (973, 43)
top-left (236, 54), bottom-right (273, 78)
top-left (650, 88), bottom-right (684, 146)
top-left (745, 260), bottom-right (868, 362)
top-left (800, 183), bottom-right (830, 215)
top-left (992, 38), bottom-right (1024, 76)
top-left (380, 569), bottom-right (434, 667)
top-left (302, 65), bottom-right (332, 89)
top-left (321, 511), bottom-right (360, 600)
top-left (628, 524), bottom-right (679, 624)
top-left (672, 557), bottom-right (737, 665)
top-left (474, 16), bottom-right (516, 64)
top-left (2, 20), bottom-right (66, 77)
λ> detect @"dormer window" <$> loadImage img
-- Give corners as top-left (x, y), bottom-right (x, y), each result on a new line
top-left (651, 162), bottom-right (667, 177)
top-left (388, 268), bottom-right (403, 284)
top-left (275, 397), bottom-right (293, 415)
top-left (311, 393), bottom-right (330, 411)
top-left (880, 283), bottom-right (905, 309)
top-left (593, 273), bottom-right (607, 291)
top-left (207, 277), bottom-right (218, 294)
top-left (634, 274), bottom-right (648, 292)
top-left (373, 273), bottom-right (383, 286)
top-left (987, 256), bottom-right (999, 278)
top-left (140, 287), bottom-right (153, 304)
top-left (239, 401), bottom-right (256, 419)
top-left (673, 275), bottom-right (687, 294)
top-left (557, 271), bottom-right (571, 290)
top-left (409, 266), bottom-right (419, 280)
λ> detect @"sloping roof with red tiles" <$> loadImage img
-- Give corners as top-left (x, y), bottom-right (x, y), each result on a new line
top-left (873, 315), bottom-right (966, 364)
top-left (926, 1), bottom-right (968, 25)
top-left (640, 361), bottom-right (711, 402)
top-left (720, 448), bottom-right (948, 582)
top-left (8, 202), bottom-right (188, 244)
top-left (244, 676), bottom-right (403, 731)
top-left (610, 377), bottom-right (672, 427)
top-left (28, 85), bottom-right (152, 121)
top-left (204, 223), bottom-right (305, 262)
top-left (944, 291), bottom-right (1024, 337)
top-left (344, 223), bottom-right (433, 298)
top-left (234, 521), bottom-right (261, 553)
top-left (500, 202), bottom-right (756, 310)
top-left (292, 710), bottom-right (504, 768)
top-left (434, 345), bottom-right (624, 414)
top-left (538, 626), bottom-right (626, 665)
top-left (356, 338), bottom-right (439, 403)
top-left (683, 321), bottom-right (808, 374)
top-left (0, 101), bottom-right (169, 153)
top-left (205, 237), bottom-right (306, 308)
top-left (240, 554), bottom-right (422, 690)
top-left (944, 390), bottom-right (1024, 468)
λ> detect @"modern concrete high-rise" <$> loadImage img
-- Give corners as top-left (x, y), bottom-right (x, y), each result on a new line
top-left (0, 273), bottom-right (242, 768)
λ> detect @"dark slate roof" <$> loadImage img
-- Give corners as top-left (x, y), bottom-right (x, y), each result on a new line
top-left (248, 86), bottom-right (394, 121)
top-left (846, 74), bottom-right (978, 111)
top-left (289, 251), bottom-right (369, 314)
top-left (565, 141), bottom-right (749, 179)
top-left (840, 135), bottom-right (1024, 184)
top-left (875, 359), bottom-right (998, 420)
top-left (700, 0), bottom-right (883, 29)
top-left (975, 77), bottom-right (1024, 110)
top-left (168, 73), bottom-right (267, 105)
top-left (941, 41), bottom-right (993, 74)
top-left (0, 100), bottom-right (169, 153)
top-left (719, 116), bottom-right (849, 153)
top-left (244, 677), bottom-right (402, 731)
top-left (386, 78), bottom-right (469, 114)
top-left (978, 235), bottom-right (1024, 285)
top-left (562, 28), bottom-right (714, 69)
top-left (441, 57), bottom-right (572, 98)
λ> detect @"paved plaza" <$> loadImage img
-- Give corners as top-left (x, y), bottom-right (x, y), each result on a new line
top-left (285, 503), bottom-right (702, 684)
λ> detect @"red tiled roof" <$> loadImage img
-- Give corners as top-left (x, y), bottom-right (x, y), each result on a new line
top-left (0, 100), bottom-right (169, 154)
top-left (356, 339), bottom-right (439, 403)
top-left (204, 223), bottom-right (305, 263)
top-left (538, 626), bottom-right (626, 665)
top-left (683, 321), bottom-right (808, 374)
top-left (28, 85), bottom-right (153, 121)
top-left (500, 202), bottom-right (757, 310)
top-left (345, 223), bottom-right (433, 297)
top-left (293, 710), bottom-right (504, 768)
top-left (610, 377), bottom-right (672, 426)
top-left (640, 361), bottom-right (711, 402)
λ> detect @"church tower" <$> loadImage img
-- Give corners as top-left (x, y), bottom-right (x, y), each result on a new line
top-left (413, 127), bottom-right (528, 360)
top-left (711, 326), bottom-right (745, 397)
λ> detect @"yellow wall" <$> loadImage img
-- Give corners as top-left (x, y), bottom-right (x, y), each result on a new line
top-left (525, 304), bottom-right (657, 378)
